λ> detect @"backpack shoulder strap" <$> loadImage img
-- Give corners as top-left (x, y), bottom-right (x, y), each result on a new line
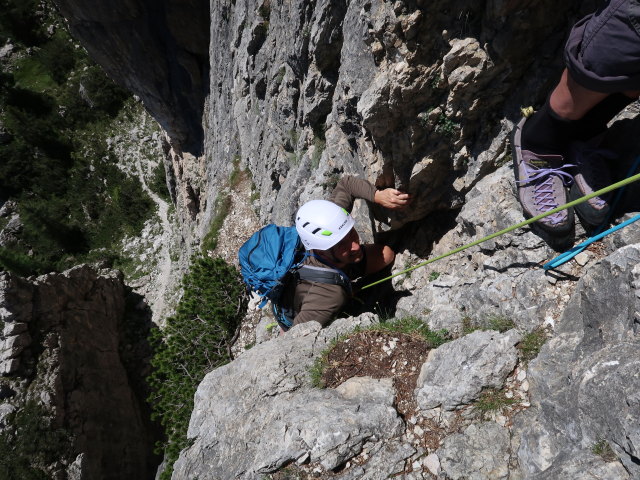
top-left (297, 264), bottom-right (351, 293)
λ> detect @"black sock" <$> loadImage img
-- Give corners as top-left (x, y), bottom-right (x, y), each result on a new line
top-left (574, 93), bottom-right (634, 141)
top-left (521, 100), bottom-right (578, 155)
top-left (522, 94), bottom-right (635, 154)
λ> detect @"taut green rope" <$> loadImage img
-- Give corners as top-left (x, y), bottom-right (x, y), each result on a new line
top-left (361, 171), bottom-right (640, 290)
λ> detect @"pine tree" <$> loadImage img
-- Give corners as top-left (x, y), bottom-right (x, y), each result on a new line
top-left (147, 255), bottom-right (247, 479)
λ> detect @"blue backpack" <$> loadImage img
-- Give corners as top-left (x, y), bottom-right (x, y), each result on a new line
top-left (238, 224), bottom-right (350, 330)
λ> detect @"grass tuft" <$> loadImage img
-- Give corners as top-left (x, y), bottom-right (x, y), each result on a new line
top-left (517, 327), bottom-right (548, 364)
top-left (592, 438), bottom-right (617, 462)
top-left (474, 387), bottom-right (517, 418)
top-left (201, 193), bottom-right (232, 253)
top-left (462, 314), bottom-right (515, 335)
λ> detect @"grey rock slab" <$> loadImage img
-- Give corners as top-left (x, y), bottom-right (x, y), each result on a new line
top-left (333, 441), bottom-right (416, 480)
top-left (0, 357), bottom-right (19, 375)
top-left (0, 332), bottom-right (31, 359)
top-left (0, 402), bottom-right (15, 427)
top-left (527, 449), bottom-right (629, 480)
top-left (437, 422), bottom-right (511, 480)
top-left (516, 245), bottom-right (640, 478)
top-left (416, 329), bottom-right (520, 411)
top-left (2, 321), bottom-right (28, 336)
top-left (334, 376), bottom-right (395, 406)
top-left (174, 315), bottom-right (401, 479)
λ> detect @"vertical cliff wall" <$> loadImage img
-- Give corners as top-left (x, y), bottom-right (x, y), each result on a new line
top-left (0, 266), bottom-right (158, 479)
top-left (53, 0), bottom-right (210, 155)
top-left (201, 0), bottom-right (597, 234)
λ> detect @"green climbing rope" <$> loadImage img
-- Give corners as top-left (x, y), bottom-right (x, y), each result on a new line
top-left (361, 170), bottom-right (640, 290)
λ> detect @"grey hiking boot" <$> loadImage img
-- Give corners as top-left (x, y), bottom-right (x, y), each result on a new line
top-left (512, 117), bottom-right (575, 234)
top-left (568, 139), bottom-right (616, 226)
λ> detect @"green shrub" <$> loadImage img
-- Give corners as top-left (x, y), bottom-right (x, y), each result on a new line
top-left (12, 55), bottom-right (56, 92)
top-left (36, 31), bottom-right (78, 85)
top-left (435, 113), bottom-right (459, 138)
top-left (0, 0), bottom-right (49, 46)
top-left (0, 246), bottom-right (50, 276)
top-left (310, 135), bottom-right (325, 169)
top-left (462, 314), bottom-right (515, 335)
top-left (486, 315), bottom-right (516, 333)
top-left (309, 333), bottom-right (347, 389)
top-left (592, 438), bottom-right (617, 462)
top-left (376, 316), bottom-right (449, 347)
top-left (229, 155), bottom-right (242, 188)
top-left (147, 255), bottom-right (248, 479)
top-left (0, 4), bottom-right (152, 277)
top-left (0, 401), bottom-right (73, 479)
top-left (462, 315), bottom-right (479, 335)
top-left (149, 161), bottom-right (172, 203)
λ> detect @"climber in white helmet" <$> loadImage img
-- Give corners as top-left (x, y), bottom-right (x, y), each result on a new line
top-left (281, 175), bottom-right (411, 328)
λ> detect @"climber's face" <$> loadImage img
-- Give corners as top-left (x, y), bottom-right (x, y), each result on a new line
top-left (327, 228), bottom-right (362, 266)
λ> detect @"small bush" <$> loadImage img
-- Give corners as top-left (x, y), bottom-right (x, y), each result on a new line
top-left (376, 316), bottom-right (449, 347)
top-left (435, 113), bottom-right (459, 138)
top-left (310, 135), bottom-right (325, 169)
top-left (36, 31), bottom-right (79, 85)
top-left (229, 155), bottom-right (242, 188)
top-left (147, 255), bottom-right (248, 480)
top-left (310, 333), bottom-right (347, 388)
top-left (0, 6), bottom-right (151, 277)
top-left (462, 314), bottom-right (515, 335)
top-left (486, 315), bottom-right (516, 333)
top-left (0, 0), bottom-right (49, 46)
top-left (257, 0), bottom-right (271, 20)
top-left (149, 161), bottom-right (171, 202)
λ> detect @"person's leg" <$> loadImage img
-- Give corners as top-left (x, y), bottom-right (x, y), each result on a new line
top-left (522, 70), bottom-right (635, 154)
top-left (549, 69), bottom-right (609, 121)
top-left (516, 0), bottom-right (640, 232)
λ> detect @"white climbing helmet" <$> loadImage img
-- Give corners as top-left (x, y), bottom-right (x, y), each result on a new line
top-left (295, 199), bottom-right (355, 251)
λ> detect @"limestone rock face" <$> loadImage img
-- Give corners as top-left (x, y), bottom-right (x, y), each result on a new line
top-left (202, 0), bottom-right (594, 234)
top-left (172, 316), bottom-right (410, 479)
top-left (173, 156), bottom-right (640, 479)
top-left (45, 0), bottom-right (640, 478)
top-left (0, 266), bottom-right (157, 480)
top-left (515, 246), bottom-right (640, 479)
top-left (52, 0), bottom-right (209, 154)
top-left (416, 330), bottom-right (521, 411)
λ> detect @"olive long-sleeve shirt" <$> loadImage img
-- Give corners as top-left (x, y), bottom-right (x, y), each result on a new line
top-left (289, 176), bottom-right (376, 327)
